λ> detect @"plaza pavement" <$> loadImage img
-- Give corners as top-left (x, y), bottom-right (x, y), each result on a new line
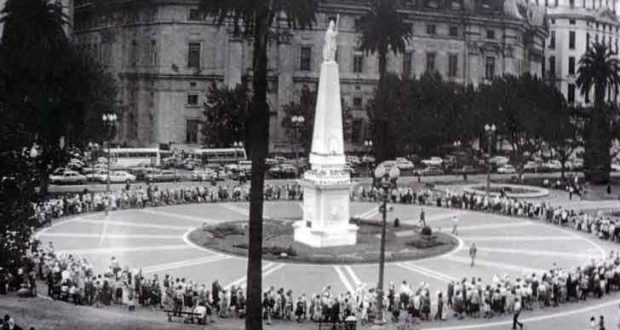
top-left (31, 185), bottom-right (620, 329)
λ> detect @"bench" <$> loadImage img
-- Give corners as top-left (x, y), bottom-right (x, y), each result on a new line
top-left (163, 309), bottom-right (204, 324)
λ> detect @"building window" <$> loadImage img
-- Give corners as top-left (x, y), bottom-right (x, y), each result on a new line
top-left (188, 9), bottom-right (201, 21)
top-left (353, 97), bottom-right (363, 108)
top-left (403, 52), bottom-right (412, 77)
top-left (586, 33), bottom-right (590, 49)
top-left (549, 31), bottom-right (556, 49)
top-left (353, 52), bottom-right (364, 73)
top-left (569, 0), bottom-right (575, 7)
top-left (186, 120), bottom-right (200, 143)
top-left (426, 24), bottom-right (436, 35)
top-left (130, 40), bottom-right (138, 66)
top-left (568, 83), bottom-right (576, 103)
top-left (585, 89), bottom-right (590, 103)
top-left (569, 19), bottom-right (576, 24)
top-left (149, 40), bottom-right (158, 66)
top-left (569, 31), bottom-right (576, 49)
top-left (486, 29), bottom-right (495, 39)
top-left (549, 56), bottom-right (556, 76)
top-left (187, 94), bottom-right (199, 106)
top-left (448, 54), bottom-right (458, 78)
top-left (426, 52), bottom-right (436, 72)
top-left (568, 56), bottom-right (575, 75)
top-left (300, 46), bottom-right (312, 71)
top-left (188, 42), bottom-right (201, 68)
top-left (449, 26), bottom-right (459, 37)
top-left (485, 56), bottom-right (495, 79)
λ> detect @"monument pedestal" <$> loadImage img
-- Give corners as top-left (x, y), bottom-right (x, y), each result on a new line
top-left (293, 35), bottom-right (358, 247)
top-left (293, 170), bottom-right (358, 248)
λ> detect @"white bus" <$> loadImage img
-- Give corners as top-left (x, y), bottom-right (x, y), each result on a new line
top-left (193, 148), bottom-right (247, 165)
top-left (108, 148), bottom-right (172, 168)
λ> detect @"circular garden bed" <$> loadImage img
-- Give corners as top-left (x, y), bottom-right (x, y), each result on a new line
top-left (463, 183), bottom-right (549, 198)
top-left (188, 219), bottom-right (457, 264)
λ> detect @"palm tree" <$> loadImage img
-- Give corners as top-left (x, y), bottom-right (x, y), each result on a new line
top-left (357, 0), bottom-right (410, 163)
top-left (198, 1), bottom-right (317, 329)
top-left (576, 42), bottom-right (620, 183)
top-left (357, 0), bottom-right (410, 81)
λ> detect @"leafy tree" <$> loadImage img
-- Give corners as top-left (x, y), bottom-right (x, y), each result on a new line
top-left (202, 83), bottom-right (249, 149)
top-left (366, 73), bottom-right (407, 161)
top-left (0, 102), bottom-right (38, 274)
top-left (0, 0), bottom-right (119, 195)
top-left (478, 74), bottom-right (565, 180)
top-left (358, 0), bottom-right (410, 163)
top-left (576, 42), bottom-right (620, 183)
top-left (548, 106), bottom-right (583, 180)
top-left (198, 1), bottom-right (317, 328)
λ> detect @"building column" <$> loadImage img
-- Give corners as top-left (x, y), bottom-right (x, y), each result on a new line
top-left (224, 36), bottom-right (243, 88)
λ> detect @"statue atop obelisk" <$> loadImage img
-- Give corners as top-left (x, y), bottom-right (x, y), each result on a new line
top-left (294, 16), bottom-right (358, 248)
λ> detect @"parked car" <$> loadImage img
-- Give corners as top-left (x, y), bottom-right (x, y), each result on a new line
top-left (101, 171), bottom-right (136, 183)
top-left (489, 156), bottom-right (510, 166)
top-left (49, 170), bottom-right (87, 185)
top-left (192, 168), bottom-right (217, 181)
top-left (265, 158), bottom-right (278, 166)
top-left (543, 160), bottom-right (562, 172)
top-left (145, 170), bottom-right (177, 182)
top-left (453, 165), bottom-right (478, 175)
top-left (378, 160), bottom-right (396, 170)
top-left (346, 155), bottom-right (361, 166)
top-left (269, 164), bottom-right (297, 178)
top-left (421, 157), bottom-right (443, 167)
top-left (497, 164), bottom-right (516, 174)
top-left (418, 166), bottom-right (445, 176)
top-left (568, 158), bottom-right (584, 170)
top-left (523, 161), bottom-right (542, 172)
top-left (361, 155), bottom-right (376, 164)
top-left (394, 157), bottom-right (415, 170)
top-left (85, 170), bottom-right (106, 182)
top-left (67, 158), bottom-right (85, 171)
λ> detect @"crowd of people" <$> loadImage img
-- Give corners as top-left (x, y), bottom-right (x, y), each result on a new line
top-left (4, 181), bottom-right (619, 328)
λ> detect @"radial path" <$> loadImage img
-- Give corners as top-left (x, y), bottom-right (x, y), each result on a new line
top-left (35, 200), bottom-right (620, 330)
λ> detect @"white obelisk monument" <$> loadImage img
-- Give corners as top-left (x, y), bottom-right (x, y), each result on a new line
top-left (293, 17), bottom-right (358, 247)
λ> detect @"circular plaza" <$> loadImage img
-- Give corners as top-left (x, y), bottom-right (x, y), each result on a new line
top-left (33, 196), bottom-right (620, 329)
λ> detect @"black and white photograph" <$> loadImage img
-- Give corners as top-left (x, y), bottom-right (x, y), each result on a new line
top-left (2, 0), bottom-right (620, 329)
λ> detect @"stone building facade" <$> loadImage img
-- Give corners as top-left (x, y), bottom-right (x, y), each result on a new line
top-left (544, 0), bottom-right (620, 106)
top-left (72, 0), bottom-right (547, 153)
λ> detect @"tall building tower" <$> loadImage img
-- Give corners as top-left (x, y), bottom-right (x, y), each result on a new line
top-left (544, 0), bottom-right (620, 105)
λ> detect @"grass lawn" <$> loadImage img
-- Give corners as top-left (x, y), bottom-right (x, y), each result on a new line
top-left (189, 220), bottom-right (457, 264)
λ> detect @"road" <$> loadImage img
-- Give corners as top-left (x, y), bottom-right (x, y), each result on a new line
top-left (46, 170), bottom-right (620, 194)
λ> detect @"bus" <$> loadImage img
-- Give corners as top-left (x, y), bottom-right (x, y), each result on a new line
top-left (108, 148), bottom-right (172, 168)
top-left (193, 148), bottom-right (247, 165)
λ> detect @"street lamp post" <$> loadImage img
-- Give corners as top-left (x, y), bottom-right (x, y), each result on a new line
top-left (233, 141), bottom-right (243, 181)
top-left (484, 124), bottom-right (496, 198)
top-left (102, 113), bottom-right (118, 215)
top-left (364, 140), bottom-right (373, 177)
top-left (291, 115), bottom-right (305, 178)
top-left (373, 164), bottom-right (400, 325)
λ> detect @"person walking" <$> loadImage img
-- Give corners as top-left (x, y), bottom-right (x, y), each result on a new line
top-left (512, 297), bottom-right (523, 330)
top-left (451, 215), bottom-right (459, 236)
top-left (420, 209), bottom-right (426, 228)
top-left (469, 242), bottom-right (477, 267)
